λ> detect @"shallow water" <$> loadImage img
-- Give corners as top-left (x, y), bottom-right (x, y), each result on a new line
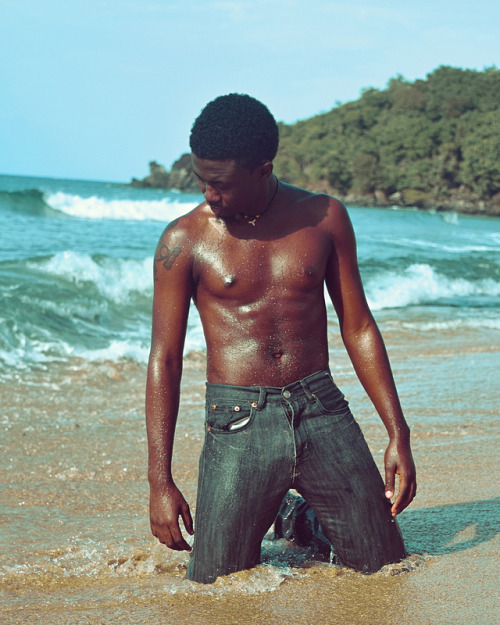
top-left (1, 175), bottom-right (499, 623)
top-left (2, 326), bottom-right (499, 624)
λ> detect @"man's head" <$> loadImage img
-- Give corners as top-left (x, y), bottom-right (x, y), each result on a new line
top-left (189, 94), bottom-right (279, 170)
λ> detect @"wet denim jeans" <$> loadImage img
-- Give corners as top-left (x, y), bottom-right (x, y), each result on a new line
top-left (187, 369), bottom-right (406, 583)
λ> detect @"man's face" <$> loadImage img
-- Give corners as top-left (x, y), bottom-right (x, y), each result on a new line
top-left (191, 154), bottom-right (266, 219)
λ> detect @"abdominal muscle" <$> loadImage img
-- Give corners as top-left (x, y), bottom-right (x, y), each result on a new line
top-left (199, 291), bottom-right (330, 387)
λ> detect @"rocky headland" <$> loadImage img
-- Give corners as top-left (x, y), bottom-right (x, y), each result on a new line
top-left (131, 155), bottom-right (199, 193)
top-left (130, 155), bottom-right (500, 217)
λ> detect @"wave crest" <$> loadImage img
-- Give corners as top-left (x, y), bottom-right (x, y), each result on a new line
top-left (30, 251), bottom-right (152, 302)
top-left (46, 191), bottom-right (199, 221)
top-left (366, 263), bottom-right (500, 310)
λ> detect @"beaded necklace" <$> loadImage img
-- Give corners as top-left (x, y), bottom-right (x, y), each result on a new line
top-left (242, 178), bottom-right (280, 226)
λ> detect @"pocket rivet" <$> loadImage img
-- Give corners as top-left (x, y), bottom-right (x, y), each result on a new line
top-left (234, 405), bottom-right (241, 412)
top-left (212, 404), bottom-right (217, 410)
top-left (251, 402), bottom-right (257, 408)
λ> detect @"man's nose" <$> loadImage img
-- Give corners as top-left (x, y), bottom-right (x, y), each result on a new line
top-left (202, 183), bottom-right (221, 204)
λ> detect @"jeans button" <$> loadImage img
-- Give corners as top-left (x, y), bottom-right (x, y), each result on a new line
top-left (283, 390), bottom-right (291, 399)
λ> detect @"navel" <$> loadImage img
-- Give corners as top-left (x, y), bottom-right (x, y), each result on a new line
top-left (224, 275), bottom-right (236, 287)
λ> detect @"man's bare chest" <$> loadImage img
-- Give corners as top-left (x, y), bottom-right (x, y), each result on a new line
top-left (192, 228), bottom-right (331, 299)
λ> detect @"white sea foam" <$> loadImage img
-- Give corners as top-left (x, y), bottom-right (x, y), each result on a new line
top-left (442, 212), bottom-right (460, 225)
top-left (406, 239), bottom-right (492, 253)
top-left (46, 191), bottom-right (199, 221)
top-left (70, 323), bottom-right (205, 365)
top-left (0, 537), bottom-right (302, 597)
top-left (368, 236), bottom-right (495, 254)
top-left (38, 254), bottom-right (494, 316)
top-left (0, 344), bottom-right (50, 368)
top-left (1, 251), bottom-right (207, 371)
top-left (402, 317), bottom-right (500, 331)
top-left (4, 254), bottom-right (498, 374)
top-left (71, 339), bottom-right (150, 364)
top-left (365, 263), bottom-right (500, 310)
top-left (32, 251), bottom-right (153, 302)
top-left (489, 232), bottom-right (500, 245)
top-left (0, 327), bottom-right (204, 371)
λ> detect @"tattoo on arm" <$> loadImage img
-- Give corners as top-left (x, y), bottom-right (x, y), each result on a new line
top-left (154, 244), bottom-right (181, 278)
top-left (153, 220), bottom-right (183, 280)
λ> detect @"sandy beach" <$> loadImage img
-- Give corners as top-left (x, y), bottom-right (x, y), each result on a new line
top-left (1, 176), bottom-right (499, 623)
top-left (2, 318), bottom-right (499, 625)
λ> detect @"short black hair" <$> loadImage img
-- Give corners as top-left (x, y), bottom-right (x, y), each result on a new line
top-left (189, 94), bottom-right (279, 169)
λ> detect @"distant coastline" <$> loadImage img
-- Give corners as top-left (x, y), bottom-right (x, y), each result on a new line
top-left (131, 157), bottom-right (499, 217)
top-left (131, 66), bottom-right (500, 218)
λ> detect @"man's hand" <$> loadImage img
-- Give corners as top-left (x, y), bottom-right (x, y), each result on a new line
top-left (384, 438), bottom-right (417, 517)
top-left (150, 483), bottom-right (194, 551)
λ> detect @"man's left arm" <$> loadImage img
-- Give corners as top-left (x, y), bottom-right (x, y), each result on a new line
top-left (324, 199), bottom-right (416, 516)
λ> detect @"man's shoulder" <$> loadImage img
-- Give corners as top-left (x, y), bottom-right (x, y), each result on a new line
top-left (153, 205), bottom-right (210, 279)
top-left (283, 183), bottom-right (349, 229)
top-left (156, 202), bottom-right (209, 246)
top-left (284, 182), bottom-right (345, 209)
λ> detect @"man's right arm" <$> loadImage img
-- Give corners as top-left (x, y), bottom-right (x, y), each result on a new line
top-left (146, 220), bottom-right (194, 551)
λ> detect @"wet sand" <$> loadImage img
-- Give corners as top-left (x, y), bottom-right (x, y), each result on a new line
top-left (1, 325), bottom-right (499, 624)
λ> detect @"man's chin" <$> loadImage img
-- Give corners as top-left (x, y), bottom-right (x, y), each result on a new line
top-left (210, 205), bottom-right (230, 218)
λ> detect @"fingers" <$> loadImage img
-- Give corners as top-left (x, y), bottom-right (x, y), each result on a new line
top-left (149, 487), bottom-right (193, 551)
top-left (391, 473), bottom-right (417, 516)
top-left (151, 502), bottom-right (193, 551)
top-left (384, 441), bottom-right (417, 516)
top-left (152, 521), bottom-right (192, 551)
top-left (181, 504), bottom-right (194, 536)
top-left (384, 463), bottom-right (395, 501)
top-left (167, 525), bottom-right (192, 551)
top-left (387, 469), bottom-right (417, 517)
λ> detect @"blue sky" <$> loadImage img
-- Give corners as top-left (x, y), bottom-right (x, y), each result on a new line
top-left (1, 0), bottom-right (498, 182)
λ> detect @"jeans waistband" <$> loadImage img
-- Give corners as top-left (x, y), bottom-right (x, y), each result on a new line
top-left (205, 369), bottom-right (333, 409)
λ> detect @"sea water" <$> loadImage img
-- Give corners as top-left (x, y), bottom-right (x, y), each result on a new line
top-left (1, 173), bottom-right (499, 376)
top-left (1, 174), bottom-right (499, 624)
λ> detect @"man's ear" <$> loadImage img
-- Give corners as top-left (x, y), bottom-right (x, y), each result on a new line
top-left (256, 161), bottom-right (274, 180)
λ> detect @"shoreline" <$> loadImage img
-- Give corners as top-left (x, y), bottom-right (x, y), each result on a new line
top-left (129, 154), bottom-right (500, 218)
top-left (1, 350), bottom-right (499, 624)
top-left (338, 192), bottom-right (500, 217)
top-left (129, 177), bottom-right (500, 218)
top-left (2, 317), bottom-right (500, 625)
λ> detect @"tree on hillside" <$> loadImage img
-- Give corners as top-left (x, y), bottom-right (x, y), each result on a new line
top-left (273, 66), bottom-right (500, 208)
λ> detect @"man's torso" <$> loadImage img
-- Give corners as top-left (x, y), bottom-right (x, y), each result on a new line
top-left (188, 185), bottom-right (339, 386)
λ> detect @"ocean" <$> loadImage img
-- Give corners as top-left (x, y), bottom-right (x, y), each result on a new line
top-left (1, 173), bottom-right (498, 375)
top-left (1, 173), bottom-right (499, 624)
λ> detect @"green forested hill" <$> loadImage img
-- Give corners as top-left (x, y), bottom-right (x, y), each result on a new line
top-left (274, 66), bottom-right (500, 214)
top-left (133, 66), bottom-right (500, 214)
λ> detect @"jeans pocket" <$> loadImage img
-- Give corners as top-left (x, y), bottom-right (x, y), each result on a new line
top-left (312, 383), bottom-right (349, 414)
top-left (206, 400), bottom-right (256, 433)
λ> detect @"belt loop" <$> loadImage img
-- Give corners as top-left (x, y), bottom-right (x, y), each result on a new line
top-left (256, 387), bottom-right (266, 410)
top-left (300, 379), bottom-right (315, 402)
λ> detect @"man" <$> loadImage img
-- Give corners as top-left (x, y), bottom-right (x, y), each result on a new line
top-left (146, 94), bottom-right (416, 584)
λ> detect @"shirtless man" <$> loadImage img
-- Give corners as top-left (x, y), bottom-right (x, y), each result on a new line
top-left (146, 94), bottom-right (416, 584)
